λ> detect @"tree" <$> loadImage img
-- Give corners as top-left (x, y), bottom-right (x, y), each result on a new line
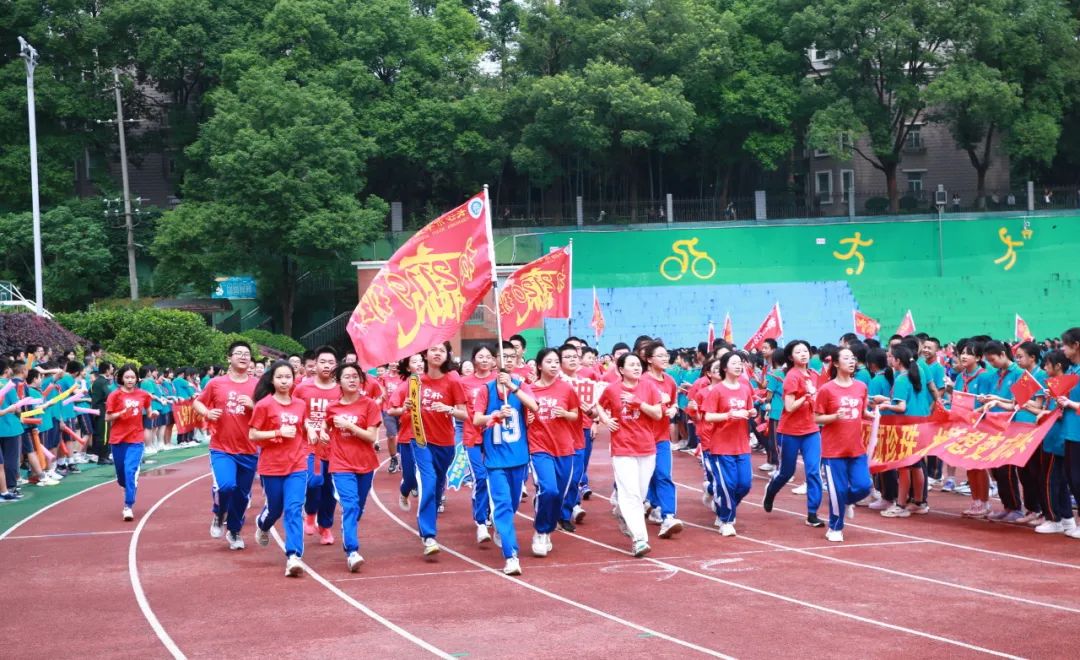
top-left (153, 66), bottom-right (387, 335)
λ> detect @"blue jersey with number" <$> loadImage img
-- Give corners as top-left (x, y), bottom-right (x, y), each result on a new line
top-left (480, 380), bottom-right (530, 469)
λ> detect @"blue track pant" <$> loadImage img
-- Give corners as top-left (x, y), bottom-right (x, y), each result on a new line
top-left (706, 453), bottom-right (752, 524)
top-left (111, 442), bottom-right (144, 508)
top-left (332, 471), bottom-right (374, 554)
top-left (398, 441), bottom-right (417, 497)
top-left (210, 449), bottom-right (258, 533)
top-left (646, 440), bottom-right (677, 517)
top-left (579, 428), bottom-right (593, 491)
top-left (561, 447), bottom-right (586, 521)
top-left (258, 471), bottom-right (306, 557)
top-left (530, 452), bottom-right (572, 534)
top-left (467, 445), bottom-right (490, 525)
top-left (413, 441), bottom-right (455, 539)
top-left (766, 431), bottom-right (822, 515)
top-left (305, 455), bottom-right (336, 529)
top-left (823, 456), bottom-right (872, 531)
top-left (487, 464), bottom-right (528, 559)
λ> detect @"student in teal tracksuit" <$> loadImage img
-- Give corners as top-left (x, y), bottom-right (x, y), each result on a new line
top-left (981, 341), bottom-right (1026, 521)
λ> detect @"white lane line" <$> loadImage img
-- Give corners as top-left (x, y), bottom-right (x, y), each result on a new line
top-left (332, 556), bottom-right (697, 582)
top-left (368, 482), bottom-right (734, 659)
top-left (5, 529), bottom-right (135, 540)
top-left (514, 508), bottom-right (1023, 660)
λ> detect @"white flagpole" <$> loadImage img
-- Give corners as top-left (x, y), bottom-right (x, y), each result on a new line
top-left (567, 239), bottom-right (574, 340)
top-left (484, 185), bottom-right (508, 403)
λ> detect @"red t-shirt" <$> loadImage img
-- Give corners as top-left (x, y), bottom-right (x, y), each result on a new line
top-left (692, 383), bottom-right (716, 445)
top-left (526, 379), bottom-right (580, 457)
top-left (460, 373), bottom-right (497, 447)
top-left (198, 375), bottom-right (258, 455)
top-left (379, 375), bottom-right (404, 413)
top-left (561, 371), bottom-right (600, 438)
top-left (106, 388), bottom-right (152, 444)
top-left (512, 365), bottom-right (534, 383)
top-left (418, 372), bottom-right (467, 446)
top-left (601, 366), bottom-right (621, 384)
top-left (388, 384), bottom-right (414, 443)
top-left (363, 378), bottom-right (382, 403)
top-left (327, 398), bottom-right (382, 473)
top-left (815, 379), bottom-right (869, 458)
top-left (776, 368), bottom-right (819, 436)
top-left (598, 379), bottom-right (660, 457)
top-left (644, 372), bottom-right (677, 442)
top-left (249, 396), bottom-right (309, 476)
top-left (703, 381), bottom-right (754, 455)
top-left (293, 380), bottom-right (342, 461)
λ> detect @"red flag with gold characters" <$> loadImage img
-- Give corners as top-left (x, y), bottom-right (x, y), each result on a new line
top-left (1015, 314), bottom-right (1034, 342)
top-left (590, 286), bottom-right (605, 342)
top-left (853, 310), bottom-right (880, 338)
top-left (347, 191), bottom-right (494, 368)
top-left (895, 309), bottom-right (916, 337)
top-left (1010, 370), bottom-right (1043, 408)
top-left (498, 246), bottom-right (571, 337)
top-left (722, 312), bottom-right (734, 344)
top-left (743, 303), bottom-right (783, 351)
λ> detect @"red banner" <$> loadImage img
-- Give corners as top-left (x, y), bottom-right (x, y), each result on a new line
top-left (348, 191), bottom-right (493, 368)
top-left (895, 310), bottom-right (916, 337)
top-left (707, 321), bottom-right (715, 352)
top-left (743, 303), bottom-right (783, 351)
top-left (1015, 314), bottom-right (1034, 342)
top-left (853, 310), bottom-right (880, 338)
top-left (864, 410), bottom-right (1061, 473)
top-left (722, 313), bottom-right (734, 344)
top-left (590, 286), bottom-right (605, 341)
top-left (498, 246), bottom-right (570, 337)
top-left (173, 400), bottom-right (198, 435)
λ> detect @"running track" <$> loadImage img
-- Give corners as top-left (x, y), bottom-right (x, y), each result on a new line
top-left (3, 435), bottom-right (1078, 659)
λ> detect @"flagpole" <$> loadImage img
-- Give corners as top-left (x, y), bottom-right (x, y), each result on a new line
top-left (567, 238), bottom-right (574, 340)
top-left (483, 185), bottom-right (509, 404)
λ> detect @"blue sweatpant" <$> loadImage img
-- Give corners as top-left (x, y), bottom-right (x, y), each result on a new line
top-left (414, 441), bottom-right (455, 539)
top-left (398, 441), bottom-right (417, 497)
top-left (257, 471), bottom-right (306, 557)
top-left (579, 428), bottom-right (594, 491)
top-left (305, 455), bottom-right (336, 530)
top-left (530, 452), bottom-right (572, 534)
top-left (210, 449), bottom-right (258, 533)
top-left (646, 440), bottom-right (677, 517)
top-left (331, 471), bottom-right (374, 555)
top-left (467, 445), bottom-right (490, 525)
top-left (561, 447), bottom-right (586, 521)
top-left (823, 455), bottom-right (872, 531)
top-left (702, 450), bottom-right (714, 496)
top-left (111, 442), bottom-right (144, 508)
top-left (766, 431), bottom-right (822, 515)
top-left (487, 464), bottom-right (528, 559)
top-left (706, 453), bottom-right (752, 523)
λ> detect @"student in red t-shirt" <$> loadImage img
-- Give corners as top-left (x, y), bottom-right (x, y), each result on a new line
top-left (596, 353), bottom-right (662, 557)
top-left (641, 341), bottom-right (683, 538)
top-left (702, 352), bottom-right (757, 537)
top-left (379, 362), bottom-right (404, 474)
top-left (578, 345), bottom-right (602, 500)
top-left (557, 342), bottom-right (595, 530)
top-left (460, 344), bottom-right (498, 544)
top-left (292, 345), bottom-right (342, 545)
top-left (193, 340), bottom-right (258, 549)
top-left (386, 353), bottom-right (425, 511)
top-left (327, 363), bottom-right (382, 572)
top-left (249, 361), bottom-right (312, 577)
top-left (105, 364), bottom-right (157, 521)
top-left (404, 342), bottom-right (468, 556)
top-left (526, 347), bottom-right (580, 558)
top-left (763, 340), bottom-right (826, 527)
top-left (814, 347), bottom-right (873, 542)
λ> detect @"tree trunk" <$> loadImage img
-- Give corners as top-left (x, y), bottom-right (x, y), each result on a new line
top-left (975, 165), bottom-right (988, 210)
top-left (885, 162), bottom-right (899, 213)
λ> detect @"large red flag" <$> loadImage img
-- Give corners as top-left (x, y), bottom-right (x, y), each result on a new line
top-left (590, 286), bottom-right (605, 342)
top-left (743, 303), bottom-right (783, 351)
top-left (498, 246), bottom-right (571, 337)
top-left (347, 191), bottom-right (493, 368)
top-left (895, 310), bottom-right (916, 337)
top-left (853, 310), bottom-right (880, 338)
top-left (722, 313), bottom-right (734, 344)
top-left (1015, 314), bottom-right (1034, 342)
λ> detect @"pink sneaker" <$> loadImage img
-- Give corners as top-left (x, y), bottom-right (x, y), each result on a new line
top-left (868, 498), bottom-right (892, 511)
top-left (304, 513), bottom-right (316, 535)
top-left (962, 502), bottom-right (988, 518)
top-left (318, 527), bottom-right (334, 545)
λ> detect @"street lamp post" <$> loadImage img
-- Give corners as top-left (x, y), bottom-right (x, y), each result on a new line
top-left (18, 36), bottom-right (44, 315)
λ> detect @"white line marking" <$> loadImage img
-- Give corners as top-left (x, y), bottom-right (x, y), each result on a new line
top-left (5, 529), bottom-right (135, 540)
top-left (369, 481), bottom-right (734, 658)
top-left (332, 556), bottom-right (697, 582)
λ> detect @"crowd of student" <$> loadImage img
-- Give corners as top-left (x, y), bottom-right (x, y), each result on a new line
top-left (3, 326), bottom-right (1078, 579)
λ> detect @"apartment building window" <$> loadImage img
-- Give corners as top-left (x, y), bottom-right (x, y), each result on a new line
top-left (905, 126), bottom-right (924, 151)
top-left (841, 170), bottom-right (854, 204)
top-left (904, 170), bottom-right (925, 196)
top-left (816, 170), bottom-right (833, 204)
top-left (839, 132), bottom-right (853, 159)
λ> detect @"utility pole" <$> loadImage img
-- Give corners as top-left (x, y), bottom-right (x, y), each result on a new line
top-left (112, 67), bottom-right (139, 299)
top-left (18, 37), bottom-right (44, 315)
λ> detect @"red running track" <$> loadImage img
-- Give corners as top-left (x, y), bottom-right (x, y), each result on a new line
top-left (2, 435), bottom-right (1078, 659)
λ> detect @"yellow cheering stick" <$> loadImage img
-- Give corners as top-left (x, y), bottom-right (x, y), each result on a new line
top-left (20, 383), bottom-right (80, 420)
top-left (408, 373), bottom-right (427, 447)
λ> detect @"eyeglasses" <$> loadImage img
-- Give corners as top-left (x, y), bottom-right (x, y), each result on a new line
top-left (231, 351), bottom-right (251, 358)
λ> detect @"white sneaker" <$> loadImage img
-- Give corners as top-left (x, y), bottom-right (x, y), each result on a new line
top-left (476, 524), bottom-right (491, 544)
top-left (880, 504), bottom-right (910, 518)
top-left (572, 505), bottom-right (586, 523)
top-left (347, 551), bottom-right (364, 572)
top-left (1034, 520), bottom-right (1065, 534)
top-left (503, 556), bottom-right (522, 576)
top-left (254, 526), bottom-right (269, 547)
top-left (398, 493), bottom-right (410, 512)
top-left (227, 531), bottom-right (246, 550)
top-left (423, 537), bottom-right (440, 555)
top-left (868, 498), bottom-right (892, 511)
top-left (1063, 518), bottom-right (1077, 532)
top-left (845, 504), bottom-right (855, 520)
top-left (647, 507), bottom-right (663, 524)
top-left (545, 532), bottom-right (553, 552)
top-left (210, 517), bottom-right (224, 539)
top-left (758, 462), bottom-right (775, 472)
top-left (531, 532), bottom-right (548, 557)
top-left (658, 516), bottom-right (684, 538)
top-left (701, 490), bottom-right (713, 509)
top-left (720, 523), bottom-right (736, 537)
top-left (122, 507), bottom-right (134, 521)
top-left (792, 483), bottom-right (807, 495)
top-left (713, 516), bottom-right (722, 528)
top-left (285, 555), bottom-right (303, 577)
top-left (1066, 527), bottom-right (1080, 539)
top-left (632, 540), bottom-right (651, 557)
top-left (825, 529), bottom-right (844, 543)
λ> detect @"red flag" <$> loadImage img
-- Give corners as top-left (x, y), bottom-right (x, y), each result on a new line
top-left (498, 247), bottom-right (571, 337)
top-left (1015, 314), bottom-right (1034, 342)
top-left (1010, 370), bottom-right (1043, 408)
top-left (948, 390), bottom-right (978, 425)
top-left (743, 303), bottom-right (783, 351)
top-left (347, 191), bottom-right (493, 368)
top-left (895, 310), bottom-right (916, 337)
top-left (722, 313), bottom-right (734, 344)
top-left (707, 321), bottom-right (715, 352)
top-left (978, 411), bottom-right (1013, 433)
top-left (590, 286), bottom-right (605, 342)
top-left (853, 310), bottom-right (880, 338)
top-left (1048, 374), bottom-right (1080, 399)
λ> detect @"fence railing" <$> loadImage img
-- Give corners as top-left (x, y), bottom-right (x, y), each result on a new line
top-left (299, 310), bottom-right (351, 349)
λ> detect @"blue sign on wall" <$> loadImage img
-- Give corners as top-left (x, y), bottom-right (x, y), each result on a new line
top-left (212, 276), bottom-right (257, 299)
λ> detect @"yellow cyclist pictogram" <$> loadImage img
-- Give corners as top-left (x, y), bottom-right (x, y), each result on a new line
top-left (832, 232), bottom-right (873, 275)
top-left (993, 227), bottom-right (1023, 271)
top-left (660, 238), bottom-right (716, 281)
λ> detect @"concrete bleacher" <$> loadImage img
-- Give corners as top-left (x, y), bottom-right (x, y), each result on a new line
top-left (545, 281), bottom-right (860, 350)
